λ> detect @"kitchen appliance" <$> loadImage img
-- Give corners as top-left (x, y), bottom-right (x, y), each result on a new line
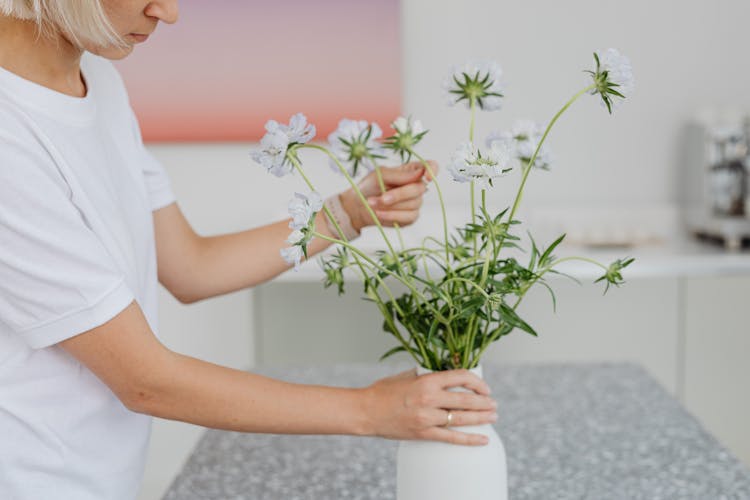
top-left (683, 112), bottom-right (750, 250)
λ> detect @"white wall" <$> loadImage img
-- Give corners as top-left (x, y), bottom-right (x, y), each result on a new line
top-left (402, 0), bottom-right (750, 210)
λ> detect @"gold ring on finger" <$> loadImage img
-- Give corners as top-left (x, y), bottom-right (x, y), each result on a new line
top-left (444, 410), bottom-right (453, 427)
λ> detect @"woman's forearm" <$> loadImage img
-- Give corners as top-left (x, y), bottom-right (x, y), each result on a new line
top-left (129, 350), bottom-right (372, 436)
top-left (182, 209), bottom-right (338, 302)
top-left (62, 301), bottom-right (496, 447)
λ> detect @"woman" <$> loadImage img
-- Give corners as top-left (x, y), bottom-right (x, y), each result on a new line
top-left (0, 1), bottom-right (498, 498)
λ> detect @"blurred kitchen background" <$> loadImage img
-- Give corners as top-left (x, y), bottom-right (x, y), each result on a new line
top-left (125, 1), bottom-right (750, 498)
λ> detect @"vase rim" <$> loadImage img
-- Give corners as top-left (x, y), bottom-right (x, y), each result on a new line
top-left (416, 364), bottom-right (483, 378)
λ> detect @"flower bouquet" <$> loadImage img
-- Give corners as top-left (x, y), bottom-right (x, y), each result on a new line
top-left (252, 48), bottom-right (635, 372)
top-left (252, 48), bottom-right (634, 500)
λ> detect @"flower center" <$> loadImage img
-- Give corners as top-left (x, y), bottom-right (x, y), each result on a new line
top-left (594, 71), bottom-right (610, 94)
top-left (464, 80), bottom-right (486, 101)
top-left (351, 142), bottom-right (368, 159)
top-left (395, 133), bottom-right (415, 149)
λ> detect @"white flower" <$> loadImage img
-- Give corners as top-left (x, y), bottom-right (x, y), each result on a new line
top-left (392, 116), bottom-right (425, 136)
top-left (284, 113), bottom-right (316, 144)
top-left (251, 125), bottom-right (292, 177)
top-left (448, 141), bottom-right (515, 189)
top-left (286, 229), bottom-right (305, 245)
top-left (443, 61), bottom-right (504, 111)
top-left (587, 48), bottom-right (634, 113)
top-left (281, 228), bottom-right (313, 271)
top-left (386, 116), bottom-right (428, 162)
top-left (328, 119), bottom-right (385, 177)
top-left (486, 120), bottom-right (552, 170)
top-left (280, 245), bottom-right (304, 271)
top-left (251, 113), bottom-right (316, 177)
top-left (288, 191), bottom-right (323, 230)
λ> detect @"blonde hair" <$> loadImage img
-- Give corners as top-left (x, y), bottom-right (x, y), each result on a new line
top-left (0, 0), bottom-right (124, 48)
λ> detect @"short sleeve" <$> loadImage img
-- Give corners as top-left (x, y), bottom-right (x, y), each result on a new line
top-left (0, 134), bottom-right (135, 348)
top-left (128, 107), bottom-right (175, 211)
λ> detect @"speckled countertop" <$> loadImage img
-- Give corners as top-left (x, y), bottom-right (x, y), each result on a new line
top-left (164, 363), bottom-right (750, 500)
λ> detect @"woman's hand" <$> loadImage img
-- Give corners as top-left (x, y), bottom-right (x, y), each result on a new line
top-left (341, 161), bottom-right (438, 230)
top-left (361, 368), bottom-right (498, 446)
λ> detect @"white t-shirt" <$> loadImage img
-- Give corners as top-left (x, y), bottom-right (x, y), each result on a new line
top-left (0, 53), bottom-right (175, 499)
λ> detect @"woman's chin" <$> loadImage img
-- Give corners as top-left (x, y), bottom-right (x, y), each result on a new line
top-left (86, 43), bottom-right (135, 61)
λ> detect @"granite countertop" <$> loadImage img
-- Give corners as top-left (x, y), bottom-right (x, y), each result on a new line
top-left (164, 363), bottom-right (750, 500)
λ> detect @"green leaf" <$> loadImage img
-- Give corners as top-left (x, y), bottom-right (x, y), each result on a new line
top-left (539, 233), bottom-right (566, 267)
top-left (429, 336), bottom-right (447, 349)
top-left (528, 233), bottom-right (540, 270)
top-left (379, 345), bottom-right (407, 361)
top-left (498, 303), bottom-right (537, 337)
top-left (538, 280), bottom-right (558, 313)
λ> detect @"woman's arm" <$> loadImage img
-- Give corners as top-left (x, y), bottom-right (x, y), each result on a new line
top-left (156, 162), bottom-right (435, 303)
top-left (60, 301), bottom-right (497, 444)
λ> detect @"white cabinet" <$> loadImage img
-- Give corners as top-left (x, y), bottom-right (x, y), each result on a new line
top-left (684, 276), bottom-right (750, 466)
top-left (485, 277), bottom-right (680, 394)
top-left (254, 282), bottom-right (403, 365)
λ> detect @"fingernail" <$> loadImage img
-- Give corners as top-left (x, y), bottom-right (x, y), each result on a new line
top-left (381, 195), bottom-right (392, 204)
top-left (490, 400), bottom-right (498, 409)
top-left (490, 413), bottom-right (498, 422)
top-left (367, 197), bottom-right (377, 206)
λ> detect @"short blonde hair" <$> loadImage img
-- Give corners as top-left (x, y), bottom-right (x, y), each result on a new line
top-left (0, 0), bottom-right (123, 48)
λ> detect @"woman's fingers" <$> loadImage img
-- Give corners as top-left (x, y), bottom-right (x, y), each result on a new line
top-left (418, 408), bottom-right (497, 428)
top-left (368, 196), bottom-right (423, 211)
top-left (369, 182), bottom-right (426, 206)
top-left (378, 161), bottom-right (426, 185)
top-left (442, 409), bottom-right (498, 427)
top-left (439, 391), bottom-right (497, 412)
top-left (386, 198), bottom-right (424, 211)
top-left (365, 368), bottom-right (499, 445)
top-left (426, 369), bottom-right (492, 396)
top-left (374, 209), bottom-right (420, 226)
top-left (420, 426), bottom-right (490, 446)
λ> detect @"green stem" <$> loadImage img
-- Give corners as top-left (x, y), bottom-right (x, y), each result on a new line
top-left (300, 144), bottom-right (423, 305)
top-left (503, 84), bottom-right (596, 232)
top-left (469, 97), bottom-right (477, 143)
top-left (410, 150), bottom-right (451, 265)
top-left (288, 148), bottom-right (436, 368)
top-left (370, 156), bottom-right (406, 250)
top-left (462, 315), bottom-right (476, 368)
top-left (511, 255), bottom-right (608, 311)
top-left (312, 231), bottom-right (449, 324)
top-left (468, 319), bottom-right (491, 369)
top-left (547, 255), bottom-right (608, 271)
top-left (440, 277), bottom-right (491, 300)
top-left (286, 152), bottom-right (380, 290)
top-left (286, 153), bottom-right (421, 365)
top-left (300, 144), bottom-right (400, 264)
top-left (479, 189), bottom-right (492, 287)
top-left (469, 97), bottom-right (478, 257)
top-left (374, 299), bottom-right (426, 368)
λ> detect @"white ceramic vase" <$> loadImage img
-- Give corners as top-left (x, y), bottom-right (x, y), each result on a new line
top-left (397, 364), bottom-right (508, 500)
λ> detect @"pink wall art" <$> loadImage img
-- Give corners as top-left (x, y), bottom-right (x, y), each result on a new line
top-left (116, 0), bottom-right (401, 143)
